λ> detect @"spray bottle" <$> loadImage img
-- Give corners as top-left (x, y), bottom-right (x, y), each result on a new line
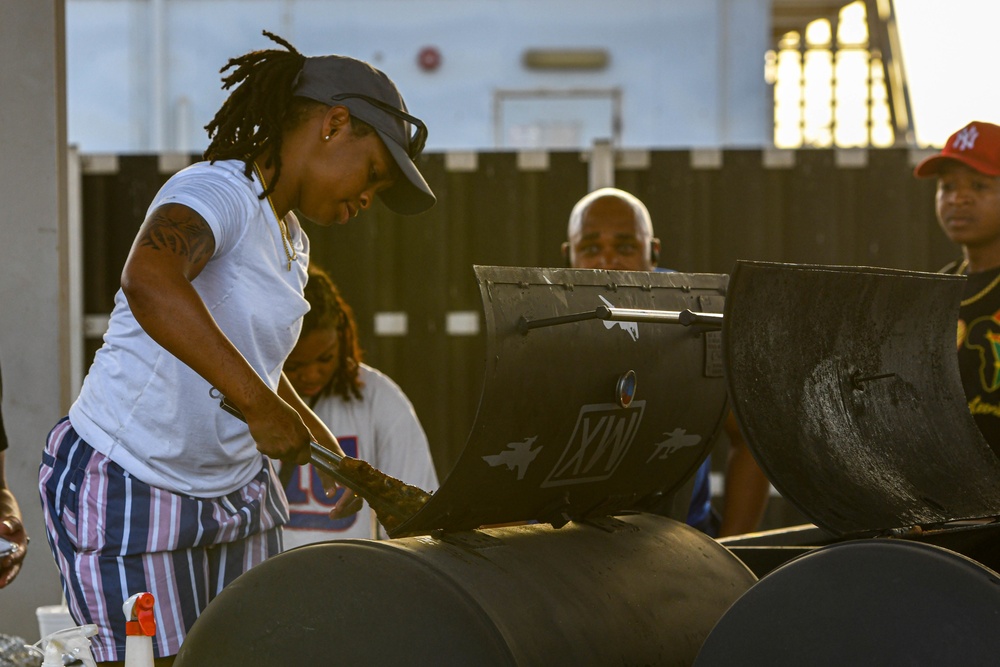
top-left (123, 592), bottom-right (157, 667)
top-left (27, 623), bottom-right (99, 667)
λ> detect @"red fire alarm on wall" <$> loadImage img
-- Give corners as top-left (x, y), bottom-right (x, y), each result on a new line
top-left (418, 46), bottom-right (442, 72)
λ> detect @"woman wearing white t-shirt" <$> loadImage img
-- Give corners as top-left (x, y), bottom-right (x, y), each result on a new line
top-left (38, 31), bottom-right (435, 665)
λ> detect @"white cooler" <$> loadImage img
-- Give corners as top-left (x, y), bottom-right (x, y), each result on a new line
top-left (36, 604), bottom-right (75, 639)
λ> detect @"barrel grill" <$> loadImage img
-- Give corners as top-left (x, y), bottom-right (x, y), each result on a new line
top-left (176, 262), bottom-right (1000, 666)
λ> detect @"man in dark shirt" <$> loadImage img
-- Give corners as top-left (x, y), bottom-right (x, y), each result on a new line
top-left (915, 121), bottom-right (1000, 456)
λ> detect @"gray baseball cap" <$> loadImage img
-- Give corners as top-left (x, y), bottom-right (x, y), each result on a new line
top-left (293, 55), bottom-right (436, 215)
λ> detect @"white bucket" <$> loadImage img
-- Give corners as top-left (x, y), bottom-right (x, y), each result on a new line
top-left (35, 604), bottom-right (75, 639)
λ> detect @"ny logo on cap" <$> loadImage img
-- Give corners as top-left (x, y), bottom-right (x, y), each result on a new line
top-left (953, 125), bottom-right (979, 151)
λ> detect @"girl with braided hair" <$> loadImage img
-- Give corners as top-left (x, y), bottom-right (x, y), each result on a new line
top-left (280, 264), bottom-right (438, 543)
top-left (38, 31), bottom-right (434, 665)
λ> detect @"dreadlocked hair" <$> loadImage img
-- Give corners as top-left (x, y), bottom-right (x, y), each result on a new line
top-left (303, 264), bottom-right (365, 402)
top-left (203, 30), bottom-right (311, 198)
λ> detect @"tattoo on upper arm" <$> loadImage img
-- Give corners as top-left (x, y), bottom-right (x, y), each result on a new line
top-left (138, 206), bottom-right (215, 265)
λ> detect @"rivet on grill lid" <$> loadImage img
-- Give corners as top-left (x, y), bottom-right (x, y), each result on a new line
top-left (617, 370), bottom-right (637, 408)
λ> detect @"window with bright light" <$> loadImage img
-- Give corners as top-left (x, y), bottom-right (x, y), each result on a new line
top-left (767, 1), bottom-right (895, 149)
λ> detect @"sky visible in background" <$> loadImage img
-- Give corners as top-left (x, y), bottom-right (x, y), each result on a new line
top-left (895, 0), bottom-right (1000, 146)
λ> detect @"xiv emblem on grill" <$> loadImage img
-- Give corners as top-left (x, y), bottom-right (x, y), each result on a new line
top-left (541, 401), bottom-right (646, 487)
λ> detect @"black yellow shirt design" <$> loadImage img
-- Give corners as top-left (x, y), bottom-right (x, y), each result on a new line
top-left (953, 264), bottom-right (1000, 456)
top-left (962, 313), bottom-right (1000, 396)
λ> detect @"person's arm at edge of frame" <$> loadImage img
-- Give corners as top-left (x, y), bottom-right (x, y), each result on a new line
top-left (276, 372), bottom-right (359, 518)
top-left (0, 450), bottom-right (27, 588)
top-left (121, 202), bottom-right (312, 467)
top-left (717, 411), bottom-right (771, 538)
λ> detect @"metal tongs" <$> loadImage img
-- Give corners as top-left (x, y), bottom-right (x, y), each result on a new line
top-left (213, 391), bottom-right (409, 521)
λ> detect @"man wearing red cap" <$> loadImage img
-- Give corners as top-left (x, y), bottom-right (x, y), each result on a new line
top-left (915, 120), bottom-right (1000, 455)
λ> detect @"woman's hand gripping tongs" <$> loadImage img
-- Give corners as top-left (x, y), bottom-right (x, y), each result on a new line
top-left (213, 390), bottom-right (430, 533)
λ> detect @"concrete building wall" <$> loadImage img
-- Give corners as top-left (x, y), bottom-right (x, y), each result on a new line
top-left (65, 0), bottom-right (771, 154)
top-left (0, 0), bottom-right (71, 641)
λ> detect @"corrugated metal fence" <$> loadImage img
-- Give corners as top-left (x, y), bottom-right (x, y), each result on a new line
top-left (78, 147), bottom-right (951, 487)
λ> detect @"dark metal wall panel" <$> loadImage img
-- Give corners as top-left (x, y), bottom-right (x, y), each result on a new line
top-left (469, 153), bottom-right (544, 267)
top-left (855, 148), bottom-right (943, 271)
top-left (709, 150), bottom-right (775, 273)
top-left (78, 148), bottom-right (954, 479)
top-left (782, 149), bottom-right (844, 265)
top-left (518, 151), bottom-right (589, 269)
top-left (625, 150), bottom-right (715, 272)
top-left (852, 149), bottom-right (902, 267)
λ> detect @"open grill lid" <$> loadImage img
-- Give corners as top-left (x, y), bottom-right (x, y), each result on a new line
top-left (724, 261), bottom-right (1000, 537)
top-left (390, 265), bottom-right (730, 537)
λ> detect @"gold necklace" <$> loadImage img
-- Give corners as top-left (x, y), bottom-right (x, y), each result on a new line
top-left (957, 259), bottom-right (1000, 306)
top-left (252, 162), bottom-right (297, 271)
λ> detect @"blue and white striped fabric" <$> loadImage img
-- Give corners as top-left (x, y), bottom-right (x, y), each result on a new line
top-left (38, 418), bottom-right (288, 661)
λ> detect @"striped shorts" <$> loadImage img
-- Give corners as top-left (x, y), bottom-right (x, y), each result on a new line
top-left (38, 418), bottom-right (289, 662)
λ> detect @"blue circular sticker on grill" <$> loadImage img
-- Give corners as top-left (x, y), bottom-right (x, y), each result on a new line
top-left (617, 370), bottom-right (637, 408)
